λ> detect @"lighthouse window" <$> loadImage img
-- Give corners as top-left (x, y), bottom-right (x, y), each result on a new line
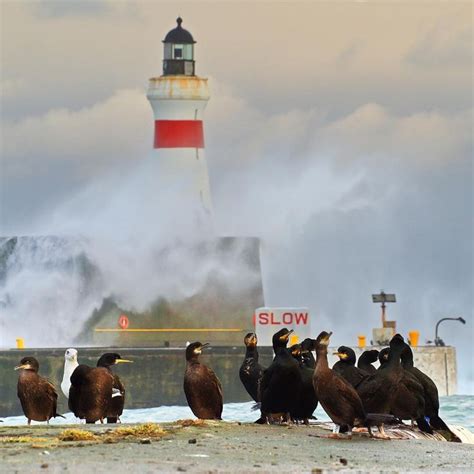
top-left (163, 43), bottom-right (172, 59)
top-left (183, 44), bottom-right (193, 60)
top-left (173, 44), bottom-right (183, 58)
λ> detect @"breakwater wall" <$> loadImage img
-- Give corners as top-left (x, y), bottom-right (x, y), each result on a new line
top-left (0, 345), bottom-right (457, 417)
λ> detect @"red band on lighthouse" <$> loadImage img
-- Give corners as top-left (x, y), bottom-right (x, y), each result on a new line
top-left (154, 120), bottom-right (204, 148)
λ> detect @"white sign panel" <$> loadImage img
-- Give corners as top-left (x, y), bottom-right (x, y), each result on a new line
top-left (254, 307), bottom-right (311, 347)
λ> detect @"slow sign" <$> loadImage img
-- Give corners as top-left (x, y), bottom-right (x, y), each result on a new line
top-left (254, 307), bottom-right (311, 347)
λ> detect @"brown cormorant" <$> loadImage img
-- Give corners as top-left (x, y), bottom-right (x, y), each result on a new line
top-left (96, 353), bottom-right (133, 423)
top-left (357, 334), bottom-right (407, 437)
top-left (312, 332), bottom-right (392, 438)
top-left (15, 357), bottom-right (63, 425)
top-left (184, 342), bottom-right (223, 420)
top-left (333, 346), bottom-right (369, 388)
top-left (69, 359), bottom-right (115, 424)
top-left (357, 350), bottom-right (379, 374)
top-left (260, 328), bottom-right (302, 423)
top-left (239, 333), bottom-right (264, 403)
top-left (401, 343), bottom-right (456, 437)
top-left (289, 344), bottom-right (318, 424)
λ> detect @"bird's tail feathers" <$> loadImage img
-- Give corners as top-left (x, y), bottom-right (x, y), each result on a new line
top-left (429, 415), bottom-right (450, 431)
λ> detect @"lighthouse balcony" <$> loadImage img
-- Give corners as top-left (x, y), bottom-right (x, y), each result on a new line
top-left (163, 59), bottom-right (195, 76)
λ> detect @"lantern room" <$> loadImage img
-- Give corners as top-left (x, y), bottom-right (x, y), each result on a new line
top-left (163, 17), bottom-right (196, 76)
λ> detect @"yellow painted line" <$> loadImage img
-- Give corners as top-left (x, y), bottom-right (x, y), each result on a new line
top-left (94, 328), bottom-right (244, 333)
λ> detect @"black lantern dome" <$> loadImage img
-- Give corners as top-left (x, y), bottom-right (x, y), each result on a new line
top-left (163, 17), bottom-right (196, 44)
top-left (162, 18), bottom-right (196, 76)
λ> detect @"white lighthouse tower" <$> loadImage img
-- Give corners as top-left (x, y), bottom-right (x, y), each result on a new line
top-left (147, 18), bottom-right (212, 221)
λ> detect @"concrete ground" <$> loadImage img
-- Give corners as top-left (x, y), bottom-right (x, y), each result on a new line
top-left (1, 421), bottom-right (473, 473)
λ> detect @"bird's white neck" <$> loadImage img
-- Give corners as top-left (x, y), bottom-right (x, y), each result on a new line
top-left (61, 359), bottom-right (79, 398)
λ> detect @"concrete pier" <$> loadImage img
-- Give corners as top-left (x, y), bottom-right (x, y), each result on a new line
top-left (1, 421), bottom-right (474, 473)
top-left (0, 345), bottom-right (457, 417)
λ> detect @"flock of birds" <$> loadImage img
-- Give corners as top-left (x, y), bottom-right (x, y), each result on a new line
top-left (12, 329), bottom-right (456, 441)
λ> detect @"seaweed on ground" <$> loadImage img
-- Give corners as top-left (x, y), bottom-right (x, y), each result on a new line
top-left (58, 429), bottom-right (99, 442)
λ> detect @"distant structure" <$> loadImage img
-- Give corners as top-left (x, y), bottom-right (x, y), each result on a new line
top-left (371, 290), bottom-right (397, 345)
top-left (147, 18), bottom-right (212, 217)
top-left (86, 18), bottom-right (265, 347)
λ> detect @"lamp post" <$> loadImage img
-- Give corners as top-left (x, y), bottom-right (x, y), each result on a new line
top-left (434, 317), bottom-right (466, 346)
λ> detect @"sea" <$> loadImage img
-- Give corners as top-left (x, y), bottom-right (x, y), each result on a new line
top-left (1, 395), bottom-right (473, 431)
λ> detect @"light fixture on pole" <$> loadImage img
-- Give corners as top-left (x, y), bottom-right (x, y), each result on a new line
top-left (434, 317), bottom-right (466, 346)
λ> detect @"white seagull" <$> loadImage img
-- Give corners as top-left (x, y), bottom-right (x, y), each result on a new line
top-left (61, 348), bottom-right (79, 399)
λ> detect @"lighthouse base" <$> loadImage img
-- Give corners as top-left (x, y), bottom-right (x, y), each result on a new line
top-left (83, 236), bottom-right (264, 347)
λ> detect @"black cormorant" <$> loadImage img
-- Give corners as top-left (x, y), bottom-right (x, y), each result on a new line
top-left (377, 347), bottom-right (390, 370)
top-left (357, 350), bottom-right (379, 374)
top-left (357, 334), bottom-right (406, 437)
top-left (289, 344), bottom-right (318, 424)
top-left (333, 346), bottom-right (368, 388)
top-left (401, 343), bottom-right (456, 438)
top-left (300, 338), bottom-right (316, 369)
top-left (239, 333), bottom-right (264, 403)
top-left (260, 328), bottom-right (302, 423)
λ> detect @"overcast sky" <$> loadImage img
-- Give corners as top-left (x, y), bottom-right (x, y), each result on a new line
top-left (1, 2), bottom-right (472, 391)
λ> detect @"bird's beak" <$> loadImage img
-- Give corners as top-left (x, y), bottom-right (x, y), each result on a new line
top-left (201, 343), bottom-right (211, 350)
top-left (281, 329), bottom-right (294, 341)
top-left (14, 364), bottom-right (30, 370)
top-left (115, 359), bottom-right (133, 364)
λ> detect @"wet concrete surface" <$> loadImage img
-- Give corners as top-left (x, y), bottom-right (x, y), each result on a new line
top-left (1, 421), bottom-right (473, 473)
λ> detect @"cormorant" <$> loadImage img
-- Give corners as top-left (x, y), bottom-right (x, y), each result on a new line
top-left (69, 358), bottom-right (115, 423)
top-left (184, 342), bottom-right (223, 420)
top-left (96, 353), bottom-right (133, 423)
top-left (61, 348), bottom-right (78, 399)
top-left (312, 332), bottom-right (392, 438)
top-left (391, 367), bottom-right (431, 433)
top-left (260, 328), bottom-right (302, 423)
top-left (401, 343), bottom-right (455, 437)
top-left (357, 350), bottom-right (379, 374)
top-left (300, 338), bottom-right (316, 369)
top-left (333, 346), bottom-right (368, 388)
top-left (239, 333), bottom-right (264, 403)
top-left (289, 344), bottom-right (318, 424)
top-left (377, 347), bottom-right (390, 370)
top-left (15, 357), bottom-right (63, 425)
top-left (357, 334), bottom-right (407, 437)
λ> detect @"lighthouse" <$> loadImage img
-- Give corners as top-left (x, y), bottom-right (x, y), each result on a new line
top-left (147, 18), bottom-right (212, 220)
